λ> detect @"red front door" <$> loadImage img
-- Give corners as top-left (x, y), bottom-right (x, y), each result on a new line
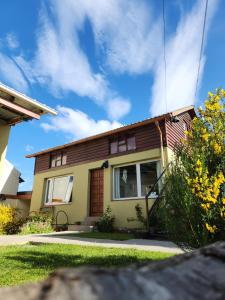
top-left (90, 169), bottom-right (104, 216)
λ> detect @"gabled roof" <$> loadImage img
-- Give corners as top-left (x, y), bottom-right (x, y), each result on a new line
top-left (26, 105), bottom-right (195, 158)
top-left (0, 82), bottom-right (57, 126)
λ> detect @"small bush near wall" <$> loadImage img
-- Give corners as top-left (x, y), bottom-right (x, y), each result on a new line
top-left (0, 204), bottom-right (15, 234)
top-left (0, 204), bottom-right (26, 234)
top-left (96, 207), bottom-right (115, 233)
top-left (20, 212), bottom-right (54, 235)
top-left (127, 204), bottom-right (147, 228)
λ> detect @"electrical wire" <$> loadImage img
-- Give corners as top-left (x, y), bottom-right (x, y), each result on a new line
top-left (195, 0), bottom-right (208, 98)
top-left (162, 0), bottom-right (168, 113)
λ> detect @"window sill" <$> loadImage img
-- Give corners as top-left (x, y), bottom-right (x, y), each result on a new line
top-left (108, 149), bottom-right (136, 157)
top-left (43, 202), bottom-right (72, 207)
top-left (112, 196), bottom-right (158, 201)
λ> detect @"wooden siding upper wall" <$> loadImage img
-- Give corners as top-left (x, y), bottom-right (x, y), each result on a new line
top-left (35, 154), bottom-right (50, 173)
top-left (34, 122), bottom-right (164, 174)
top-left (166, 111), bottom-right (192, 149)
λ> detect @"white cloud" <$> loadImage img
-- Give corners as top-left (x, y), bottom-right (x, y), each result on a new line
top-left (0, 53), bottom-right (28, 92)
top-left (6, 33), bottom-right (19, 50)
top-left (150, 0), bottom-right (218, 116)
top-left (41, 105), bottom-right (122, 140)
top-left (12, 0), bottom-right (134, 119)
top-left (25, 144), bottom-right (34, 152)
top-left (33, 7), bottom-right (107, 104)
top-left (107, 97), bottom-right (131, 120)
top-left (85, 0), bottom-right (161, 74)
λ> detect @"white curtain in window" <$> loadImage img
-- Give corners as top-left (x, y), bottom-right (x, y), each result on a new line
top-left (114, 168), bottom-right (120, 199)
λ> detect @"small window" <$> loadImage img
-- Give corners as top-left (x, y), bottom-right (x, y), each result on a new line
top-left (110, 141), bottom-right (118, 154)
top-left (45, 175), bottom-right (73, 205)
top-left (110, 135), bottom-right (136, 154)
top-left (118, 139), bottom-right (127, 152)
top-left (50, 152), bottom-right (67, 168)
top-left (183, 122), bottom-right (188, 131)
top-left (127, 136), bottom-right (136, 151)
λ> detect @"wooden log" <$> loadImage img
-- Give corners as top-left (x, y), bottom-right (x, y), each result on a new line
top-left (1, 241), bottom-right (225, 300)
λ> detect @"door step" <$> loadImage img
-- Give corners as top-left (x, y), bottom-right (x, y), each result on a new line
top-left (82, 216), bottom-right (100, 226)
top-left (68, 225), bottom-right (94, 232)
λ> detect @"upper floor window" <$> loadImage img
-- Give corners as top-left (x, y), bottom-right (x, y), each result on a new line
top-left (50, 152), bottom-right (67, 168)
top-left (183, 122), bottom-right (188, 131)
top-left (110, 135), bottom-right (136, 154)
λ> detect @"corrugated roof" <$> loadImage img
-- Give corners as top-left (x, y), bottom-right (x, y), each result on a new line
top-left (26, 105), bottom-right (195, 158)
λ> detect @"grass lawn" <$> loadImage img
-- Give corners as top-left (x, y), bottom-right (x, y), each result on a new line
top-left (0, 243), bottom-right (174, 287)
top-left (57, 231), bottom-right (136, 240)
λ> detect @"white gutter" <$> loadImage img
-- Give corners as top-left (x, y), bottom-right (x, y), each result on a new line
top-left (0, 82), bottom-right (57, 116)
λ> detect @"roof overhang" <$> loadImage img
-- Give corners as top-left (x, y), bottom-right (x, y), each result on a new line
top-left (0, 82), bottom-right (57, 126)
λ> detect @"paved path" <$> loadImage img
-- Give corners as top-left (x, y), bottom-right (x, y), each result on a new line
top-left (0, 232), bottom-right (183, 254)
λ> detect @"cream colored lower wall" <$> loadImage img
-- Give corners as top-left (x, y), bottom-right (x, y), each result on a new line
top-left (31, 148), bottom-right (172, 229)
top-left (1, 199), bottom-right (30, 218)
top-left (0, 125), bottom-right (10, 181)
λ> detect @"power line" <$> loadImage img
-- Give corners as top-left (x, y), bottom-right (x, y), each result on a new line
top-left (162, 0), bottom-right (168, 113)
top-left (195, 0), bottom-right (208, 98)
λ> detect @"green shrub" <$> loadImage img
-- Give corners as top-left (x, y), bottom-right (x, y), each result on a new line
top-left (4, 218), bottom-right (26, 235)
top-left (20, 221), bottom-right (53, 234)
top-left (20, 212), bottom-right (53, 235)
top-left (127, 204), bottom-right (147, 228)
top-left (96, 206), bottom-right (115, 232)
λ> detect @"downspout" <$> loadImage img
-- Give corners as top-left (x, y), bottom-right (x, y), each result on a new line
top-left (155, 121), bottom-right (165, 170)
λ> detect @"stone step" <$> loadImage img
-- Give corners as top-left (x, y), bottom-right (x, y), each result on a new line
top-left (68, 225), bottom-right (94, 232)
top-left (82, 216), bottom-right (100, 226)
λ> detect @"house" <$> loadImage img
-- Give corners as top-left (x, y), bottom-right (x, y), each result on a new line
top-left (27, 106), bottom-right (195, 229)
top-left (0, 83), bottom-right (56, 213)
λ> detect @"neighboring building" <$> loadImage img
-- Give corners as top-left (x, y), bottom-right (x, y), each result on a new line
top-left (0, 159), bottom-right (22, 194)
top-left (0, 159), bottom-right (31, 216)
top-left (0, 83), bottom-right (56, 212)
top-left (27, 106), bottom-right (195, 229)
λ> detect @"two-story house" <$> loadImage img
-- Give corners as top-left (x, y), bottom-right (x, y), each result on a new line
top-left (27, 106), bottom-right (195, 229)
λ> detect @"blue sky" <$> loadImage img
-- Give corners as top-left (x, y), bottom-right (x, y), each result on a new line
top-left (0, 0), bottom-right (224, 190)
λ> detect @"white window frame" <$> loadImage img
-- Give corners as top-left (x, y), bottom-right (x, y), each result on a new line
top-left (113, 160), bottom-right (161, 200)
top-left (44, 174), bottom-right (74, 205)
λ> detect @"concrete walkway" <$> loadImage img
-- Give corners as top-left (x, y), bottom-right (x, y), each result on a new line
top-left (0, 231), bottom-right (183, 253)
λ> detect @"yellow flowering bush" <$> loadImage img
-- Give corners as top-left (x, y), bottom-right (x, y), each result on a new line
top-left (0, 204), bottom-right (26, 234)
top-left (162, 89), bottom-right (225, 248)
top-left (0, 204), bottom-right (15, 234)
